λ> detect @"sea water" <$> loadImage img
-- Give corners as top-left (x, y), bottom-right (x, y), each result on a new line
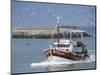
top-left (11, 36), bottom-right (96, 73)
top-left (11, 27), bottom-right (96, 73)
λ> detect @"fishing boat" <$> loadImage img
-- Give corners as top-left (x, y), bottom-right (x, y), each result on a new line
top-left (43, 16), bottom-right (89, 61)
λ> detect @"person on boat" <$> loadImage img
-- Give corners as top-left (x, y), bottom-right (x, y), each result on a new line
top-left (82, 45), bottom-right (89, 57)
top-left (84, 48), bottom-right (89, 57)
top-left (66, 49), bottom-right (69, 51)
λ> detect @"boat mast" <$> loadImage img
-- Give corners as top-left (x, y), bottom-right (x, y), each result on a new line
top-left (70, 32), bottom-right (72, 42)
top-left (56, 16), bottom-right (60, 50)
top-left (81, 32), bottom-right (83, 43)
top-left (81, 32), bottom-right (84, 53)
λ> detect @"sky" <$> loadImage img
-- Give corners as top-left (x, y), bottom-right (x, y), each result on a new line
top-left (12, 0), bottom-right (96, 27)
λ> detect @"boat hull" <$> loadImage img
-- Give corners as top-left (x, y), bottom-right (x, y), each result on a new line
top-left (43, 49), bottom-right (88, 61)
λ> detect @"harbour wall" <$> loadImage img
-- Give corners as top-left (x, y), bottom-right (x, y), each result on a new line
top-left (12, 26), bottom-right (91, 39)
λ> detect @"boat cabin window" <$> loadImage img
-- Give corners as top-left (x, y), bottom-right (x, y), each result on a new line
top-left (54, 44), bottom-right (70, 47)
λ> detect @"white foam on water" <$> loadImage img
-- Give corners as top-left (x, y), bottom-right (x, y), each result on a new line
top-left (30, 54), bottom-right (95, 68)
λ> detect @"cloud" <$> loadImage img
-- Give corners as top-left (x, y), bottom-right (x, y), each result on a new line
top-left (25, 7), bottom-right (30, 10)
top-left (28, 11), bottom-right (36, 17)
top-left (47, 9), bottom-right (50, 12)
top-left (32, 11), bottom-right (36, 15)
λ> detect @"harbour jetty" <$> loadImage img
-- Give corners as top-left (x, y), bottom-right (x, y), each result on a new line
top-left (12, 26), bottom-right (91, 39)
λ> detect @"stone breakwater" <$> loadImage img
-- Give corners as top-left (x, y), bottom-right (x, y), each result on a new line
top-left (12, 26), bottom-right (91, 39)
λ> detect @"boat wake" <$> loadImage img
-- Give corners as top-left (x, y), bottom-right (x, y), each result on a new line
top-left (30, 54), bottom-right (95, 68)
